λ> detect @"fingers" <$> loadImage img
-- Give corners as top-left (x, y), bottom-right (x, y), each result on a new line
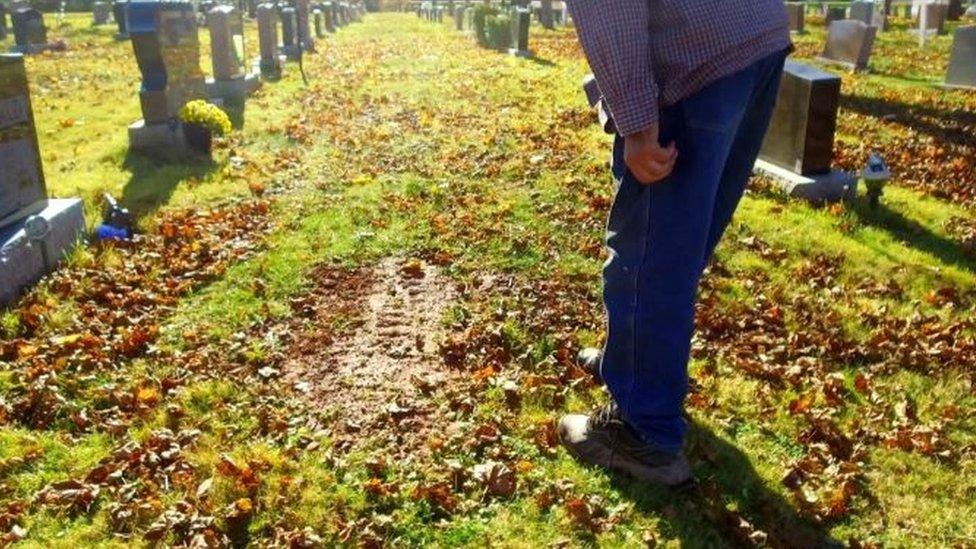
top-left (627, 142), bottom-right (678, 184)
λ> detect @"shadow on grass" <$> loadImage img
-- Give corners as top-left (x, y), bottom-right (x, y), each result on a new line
top-left (603, 422), bottom-right (837, 547)
top-left (120, 149), bottom-right (217, 221)
top-left (839, 93), bottom-right (976, 148)
top-left (850, 199), bottom-right (976, 274)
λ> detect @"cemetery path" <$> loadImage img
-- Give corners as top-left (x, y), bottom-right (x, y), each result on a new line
top-left (281, 258), bottom-right (460, 456)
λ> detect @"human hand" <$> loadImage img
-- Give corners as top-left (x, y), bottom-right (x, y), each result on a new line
top-left (623, 125), bottom-right (678, 184)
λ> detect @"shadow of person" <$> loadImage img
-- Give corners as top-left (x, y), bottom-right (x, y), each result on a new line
top-left (120, 149), bottom-right (217, 222)
top-left (849, 199), bottom-right (975, 275)
top-left (605, 421), bottom-right (838, 548)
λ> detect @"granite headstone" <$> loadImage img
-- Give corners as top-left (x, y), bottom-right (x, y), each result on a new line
top-left (945, 25), bottom-right (976, 88)
top-left (820, 19), bottom-right (877, 70)
top-left (786, 2), bottom-right (805, 32)
top-left (256, 3), bottom-right (281, 78)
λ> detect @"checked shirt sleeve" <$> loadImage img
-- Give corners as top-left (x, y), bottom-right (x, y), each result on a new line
top-left (567, 0), bottom-right (659, 135)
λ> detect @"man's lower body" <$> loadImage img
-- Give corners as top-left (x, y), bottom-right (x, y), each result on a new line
top-left (559, 49), bottom-right (789, 484)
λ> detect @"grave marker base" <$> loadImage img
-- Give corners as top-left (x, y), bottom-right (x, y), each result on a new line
top-left (754, 159), bottom-right (858, 204)
top-left (816, 55), bottom-right (869, 72)
top-left (206, 74), bottom-right (262, 100)
top-left (253, 56), bottom-right (285, 80)
top-left (279, 45), bottom-right (301, 61)
top-left (128, 119), bottom-right (194, 160)
top-left (507, 48), bottom-right (532, 58)
top-left (0, 198), bottom-right (85, 305)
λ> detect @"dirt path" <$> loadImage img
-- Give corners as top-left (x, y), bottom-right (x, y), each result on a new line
top-left (282, 258), bottom-right (460, 454)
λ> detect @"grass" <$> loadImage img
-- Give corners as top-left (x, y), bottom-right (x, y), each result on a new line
top-left (1, 10), bottom-right (975, 548)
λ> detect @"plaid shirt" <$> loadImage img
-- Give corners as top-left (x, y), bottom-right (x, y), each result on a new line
top-left (568, 0), bottom-right (791, 136)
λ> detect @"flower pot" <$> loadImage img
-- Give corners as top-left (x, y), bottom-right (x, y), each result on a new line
top-left (183, 122), bottom-right (213, 156)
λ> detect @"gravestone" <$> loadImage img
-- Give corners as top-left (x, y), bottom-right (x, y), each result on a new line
top-left (255, 3), bottom-right (282, 79)
top-left (112, 0), bottom-right (129, 39)
top-left (948, 0), bottom-right (963, 19)
top-left (324, 1), bottom-right (336, 32)
top-left (913, 1), bottom-right (948, 34)
top-left (755, 60), bottom-right (856, 203)
top-left (295, 0), bottom-right (314, 52)
top-left (819, 19), bottom-right (877, 71)
top-left (0, 54), bottom-right (85, 306)
top-left (945, 26), bottom-right (976, 88)
top-left (313, 8), bottom-right (323, 37)
top-left (539, 0), bottom-right (553, 29)
top-left (127, 0), bottom-right (207, 157)
top-left (825, 6), bottom-right (846, 24)
top-left (454, 5), bottom-right (463, 30)
top-left (11, 8), bottom-right (52, 54)
top-left (850, 1), bottom-right (886, 28)
top-left (206, 5), bottom-right (260, 102)
top-left (246, 0), bottom-right (256, 18)
top-left (279, 6), bottom-right (300, 60)
top-left (93, 1), bottom-right (111, 25)
top-left (330, 0), bottom-right (339, 28)
top-left (786, 2), bottom-right (805, 32)
top-left (0, 4), bottom-right (8, 42)
top-left (508, 6), bottom-right (531, 57)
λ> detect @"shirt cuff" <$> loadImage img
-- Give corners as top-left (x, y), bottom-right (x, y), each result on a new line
top-left (605, 81), bottom-right (659, 136)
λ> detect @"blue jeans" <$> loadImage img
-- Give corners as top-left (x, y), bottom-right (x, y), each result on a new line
top-left (601, 50), bottom-right (788, 454)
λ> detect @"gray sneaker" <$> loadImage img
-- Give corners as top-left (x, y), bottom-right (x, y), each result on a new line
top-left (576, 347), bottom-right (604, 385)
top-left (558, 403), bottom-right (692, 486)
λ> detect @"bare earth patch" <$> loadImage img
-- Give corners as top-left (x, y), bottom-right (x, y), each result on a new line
top-left (282, 258), bottom-right (460, 454)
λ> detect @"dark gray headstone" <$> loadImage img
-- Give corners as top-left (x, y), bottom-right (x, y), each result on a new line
top-left (295, 0), bottom-right (313, 51)
top-left (113, 0), bottom-right (129, 38)
top-left (0, 53), bottom-right (46, 221)
top-left (129, 0), bottom-right (206, 124)
top-left (207, 5), bottom-right (245, 81)
top-left (93, 2), bottom-right (111, 25)
top-left (509, 6), bottom-right (530, 55)
top-left (539, 0), bottom-right (553, 29)
top-left (821, 19), bottom-right (877, 70)
top-left (256, 3), bottom-right (281, 78)
top-left (946, 26), bottom-right (976, 88)
top-left (760, 60), bottom-right (842, 176)
top-left (825, 6), bottom-right (846, 24)
top-left (948, 0), bottom-right (964, 19)
top-left (11, 8), bottom-right (47, 49)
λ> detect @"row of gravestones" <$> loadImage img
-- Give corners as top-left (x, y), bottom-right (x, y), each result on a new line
top-left (0, 0), bottom-right (364, 305)
top-left (787, 0), bottom-right (973, 35)
top-left (447, 2), bottom-right (535, 57)
top-left (783, 1), bottom-right (975, 86)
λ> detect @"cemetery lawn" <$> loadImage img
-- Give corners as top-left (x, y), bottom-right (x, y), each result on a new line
top-left (1, 11), bottom-right (975, 548)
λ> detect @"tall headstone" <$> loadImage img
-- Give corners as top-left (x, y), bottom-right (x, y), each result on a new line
top-left (279, 6), bottom-right (300, 59)
top-left (945, 26), bottom-right (976, 88)
top-left (11, 8), bottom-right (51, 54)
top-left (756, 60), bottom-right (855, 202)
top-left (947, 0), bottom-right (963, 19)
top-left (112, 0), bottom-right (129, 39)
top-left (206, 5), bottom-right (260, 101)
top-left (127, 0), bottom-right (207, 156)
top-left (313, 8), bottom-right (323, 37)
top-left (255, 3), bottom-right (282, 79)
top-left (508, 6), bottom-right (531, 57)
top-left (539, 0), bottom-right (553, 29)
top-left (295, 0), bottom-right (314, 51)
top-left (914, 1), bottom-right (948, 34)
top-left (820, 19), bottom-right (877, 71)
top-left (786, 2), bottom-right (805, 32)
top-left (0, 54), bottom-right (85, 305)
top-left (850, 1), bottom-right (886, 28)
top-left (93, 2), bottom-right (111, 25)
top-left (323, 1), bottom-right (335, 32)
top-left (246, 0), bottom-right (256, 18)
